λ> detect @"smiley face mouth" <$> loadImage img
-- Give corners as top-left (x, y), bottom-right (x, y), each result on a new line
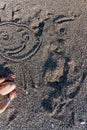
top-left (5, 41), bottom-right (26, 54)
top-left (0, 22), bottom-right (42, 61)
top-left (0, 40), bottom-right (42, 62)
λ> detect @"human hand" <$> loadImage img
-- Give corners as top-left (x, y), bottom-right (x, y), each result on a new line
top-left (8, 90), bottom-right (17, 100)
top-left (0, 73), bottom-right (15, 84)
top-left (6, 74), bottom-right (16, 81)
top-left (0, 73), bottom-right (16, 96)
top-left (0, 74), bottom-right (17, 113)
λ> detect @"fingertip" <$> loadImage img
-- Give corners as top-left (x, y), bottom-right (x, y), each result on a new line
top-left (11, 74), bottom-right (16, 79)
top-left (6, 74), bottom-right (16, 81)
top-left (10, 74), bottom-right (16, 78)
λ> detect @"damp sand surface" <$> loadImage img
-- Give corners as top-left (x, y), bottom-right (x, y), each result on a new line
top-left (0, 0), bottom-right (87, 130)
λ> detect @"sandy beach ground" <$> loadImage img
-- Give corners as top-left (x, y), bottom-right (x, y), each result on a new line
top-left (0, 0), bottom-right (87, 130)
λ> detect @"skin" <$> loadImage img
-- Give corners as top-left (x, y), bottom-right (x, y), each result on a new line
top-left (0, 74), bottom-right (17, 113)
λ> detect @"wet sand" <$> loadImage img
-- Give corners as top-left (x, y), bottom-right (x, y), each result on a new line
top-left (0, 0), bottom-right (87, 130)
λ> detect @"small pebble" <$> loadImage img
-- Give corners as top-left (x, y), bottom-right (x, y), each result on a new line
top-left (25, 91), bottom-right (28, 95)
top-left (35, 84), bottom-right (39, 88)
top-left (51, 123), bottom-right (54, 128)
top-left (80, 121), bottom-right (86, 125)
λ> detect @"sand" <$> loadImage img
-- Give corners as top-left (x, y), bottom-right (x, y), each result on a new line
top-left (0, 0), bottom-right (87, 130)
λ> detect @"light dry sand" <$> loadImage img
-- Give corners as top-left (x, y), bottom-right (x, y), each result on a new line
top-left (0, 0), bottom-right (87, 130)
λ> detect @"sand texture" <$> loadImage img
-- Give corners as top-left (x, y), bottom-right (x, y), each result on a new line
top-left (0, 0), bottom-right (87, 130)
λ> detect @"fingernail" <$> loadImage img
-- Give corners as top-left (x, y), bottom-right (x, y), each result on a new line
top-left (10, 74), bottom-right (16, 78)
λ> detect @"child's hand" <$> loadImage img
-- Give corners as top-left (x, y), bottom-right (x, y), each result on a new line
top-left (0, 74), bottom-right (17, 113)
top-left (8, 90), bottom-right (17, 100)
top-left (6, 74), bottom-right (16, 81)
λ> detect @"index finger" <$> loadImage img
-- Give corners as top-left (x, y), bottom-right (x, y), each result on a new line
top-left (0, 74), bottom-right (16, 84)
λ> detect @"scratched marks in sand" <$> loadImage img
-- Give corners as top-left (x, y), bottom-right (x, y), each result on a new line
top-left (0, 22), bottom-right (42, 61)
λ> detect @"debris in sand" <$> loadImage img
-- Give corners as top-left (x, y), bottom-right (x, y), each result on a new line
top-left (25, 91), bottom-right (29, 95)
top-left (80, 120), bottom-right (86, 125)
top-left (51, 123), bottom-right (54, 128)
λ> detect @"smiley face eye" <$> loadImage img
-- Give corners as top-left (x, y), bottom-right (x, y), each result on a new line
top-left (24, 35), bottom-right (29, 41)
top-left (22, 32), bottom-right (29, 41)
top-left (1, 33), bottom-right (9, 40)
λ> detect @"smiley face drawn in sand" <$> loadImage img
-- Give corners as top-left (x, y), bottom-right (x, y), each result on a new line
top-left (0, 22), bottom-right (42, 61)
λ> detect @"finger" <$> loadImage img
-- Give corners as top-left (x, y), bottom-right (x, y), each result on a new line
top-left (9, 90), bottom-right (17, 99)
top-left (6, 74), bottom-right (16, 81)
top-left (0, 74), bottom-right (16, 84)
top-left (0, 77), bottom-right (6, 84)
top-left (0, 82), bottom-right (16, 95)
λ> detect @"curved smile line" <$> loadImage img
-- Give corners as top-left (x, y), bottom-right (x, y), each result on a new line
top-left (5, 42), bottom-right (26, 54)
